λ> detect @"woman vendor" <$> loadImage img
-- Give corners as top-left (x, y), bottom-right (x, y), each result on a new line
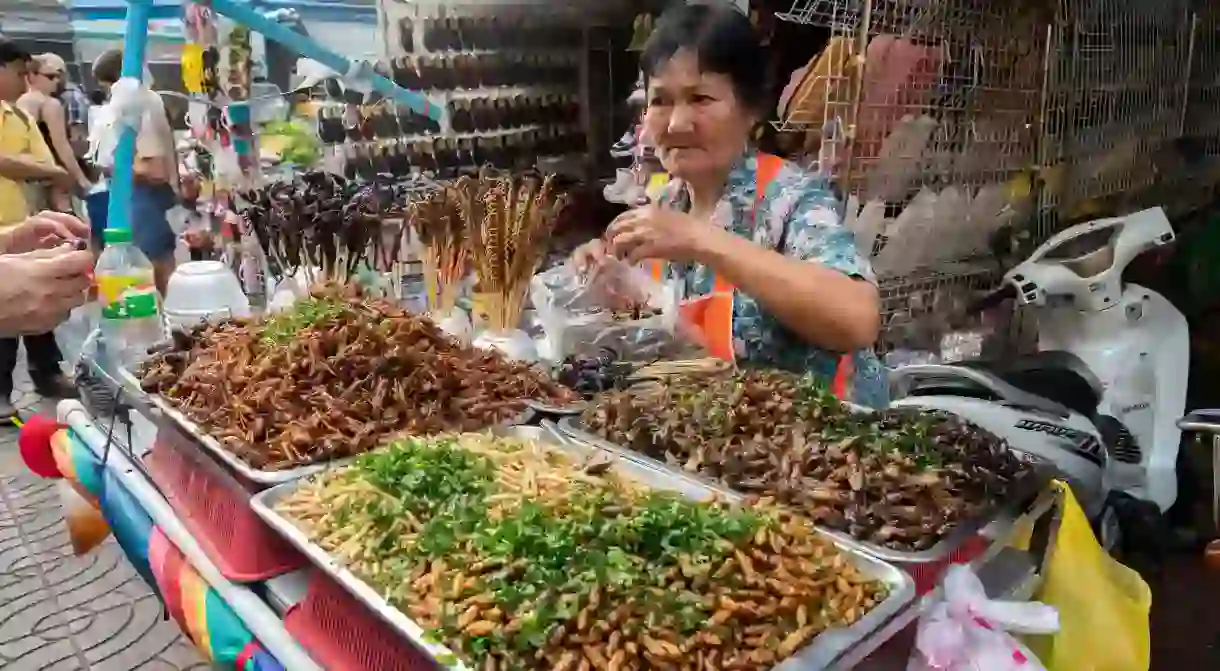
top-left (574, 2), bottom-right (888, 408)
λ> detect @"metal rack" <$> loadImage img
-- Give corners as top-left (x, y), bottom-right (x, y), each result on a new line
top-left (776, 0), bottom-right (864, 32)
top-left (373, 0), bottom-right (595, 176)
top-left (1169, 7), bottom-right (1220, 217)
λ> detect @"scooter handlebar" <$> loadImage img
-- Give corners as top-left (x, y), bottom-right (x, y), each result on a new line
top-left (968, 283), bottom-right (1017, 314)
top-left (1177, 410), bottom-right (1220, 434)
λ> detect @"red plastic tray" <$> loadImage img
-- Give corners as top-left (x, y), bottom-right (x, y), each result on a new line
top-left (285, 570), bottom-right (437, 671)
top-left (144, 424), bottom-right (305, 581)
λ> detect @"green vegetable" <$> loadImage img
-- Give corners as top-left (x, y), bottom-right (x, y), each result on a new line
top-left (262, 119), bottom-right (322, 167)
top-left (259, 298), bottom-right (345, 345)
top-left (313, 435), bottom-right (769, 665)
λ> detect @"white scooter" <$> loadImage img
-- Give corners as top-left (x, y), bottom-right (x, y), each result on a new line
top-left (889, 207), bottom-right (1186, 550)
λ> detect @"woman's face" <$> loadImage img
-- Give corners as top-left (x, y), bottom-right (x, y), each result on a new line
top-left (30, 64), bottom-right (63, 96)
top-left (643, 50), bottom-right (757, 183)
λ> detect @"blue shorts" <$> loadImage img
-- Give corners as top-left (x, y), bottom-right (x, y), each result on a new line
top-left (85, 185), bottom-right (177, 261)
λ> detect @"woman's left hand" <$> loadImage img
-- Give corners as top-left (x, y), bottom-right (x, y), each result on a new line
top-left (605, 206), bottom-right (715, 264)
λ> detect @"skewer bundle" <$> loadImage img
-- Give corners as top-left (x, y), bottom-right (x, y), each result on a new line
top-left (408, 185), bottom-right (469, 312)
top-left (467, 172), bottom-right (569, 331)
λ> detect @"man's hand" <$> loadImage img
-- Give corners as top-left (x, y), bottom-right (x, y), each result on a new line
top-left (0, 211), bottom-right (90, 254)
top-left (0, 246), bottom-right (94, 336)
top-left (180, 172), bottom-right (202, 203)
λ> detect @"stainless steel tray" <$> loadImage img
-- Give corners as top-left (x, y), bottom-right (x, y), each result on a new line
top-left (557, 415), bottom-right (1051, 564)
top-left (251, 425), bottom-right (916, 671)
top-left (522, 398), bottom-right (588, 416)
top-left (144, 391), bottom-right (536, 486)
top-left (114, 365), bottom-right (147, 399)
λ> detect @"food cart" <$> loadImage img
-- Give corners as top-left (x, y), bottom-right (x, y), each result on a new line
top-left (35, 0), bottom-right (1070, 669)
top-left (45, 336), bottom-right (1064, 671)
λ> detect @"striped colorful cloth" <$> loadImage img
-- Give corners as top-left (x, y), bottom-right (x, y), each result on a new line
top-left (50, 429), bottom-right (285, 671)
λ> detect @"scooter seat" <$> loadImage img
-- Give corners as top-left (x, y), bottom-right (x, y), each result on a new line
top-left (965, 351), bottom-right (1103, 419)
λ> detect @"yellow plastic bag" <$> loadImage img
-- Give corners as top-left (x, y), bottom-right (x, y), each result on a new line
top-left (181, 43), bottom-right (205, 94)
top-left (1026, 482), bottom-right (1152, 671)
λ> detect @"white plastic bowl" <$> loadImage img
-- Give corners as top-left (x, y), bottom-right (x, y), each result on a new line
top-left (163, 261), bottom-right (251, 326)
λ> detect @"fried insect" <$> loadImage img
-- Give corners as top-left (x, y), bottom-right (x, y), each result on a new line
top-left (583, 370), bottom-right (1029, 551)
top-left (138, 287), bottom-right (578, 470)
top-left (276, 434), bottom-right (889, 671)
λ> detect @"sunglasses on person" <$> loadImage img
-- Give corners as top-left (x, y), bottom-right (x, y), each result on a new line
top-left (39, 71), bottom-right (63, 81)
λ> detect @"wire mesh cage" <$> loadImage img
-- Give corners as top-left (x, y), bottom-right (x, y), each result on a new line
top-left (776, 0), bottom-right (865, 32)
top-left (1170, 8), bottom-right (1220, 216)
top-left (772, 0), bottom-right (1046, 345)
top-left (1035, 0), bottom-right (1193, 239)
top-left (773, 0), bottom-right (1218, 347)
top-left (775, 0), bottom-right (1045, 194)
top-left (1184, 12), bottom-right (1220, 144)
top-left (875, 262), bottom-right (1001, 353)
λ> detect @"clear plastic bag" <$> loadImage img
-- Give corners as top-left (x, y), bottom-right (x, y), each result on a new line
top-left (530, 258), bottom-right (695, 362)
top-left (908, 565), bottom-right (1059, 671)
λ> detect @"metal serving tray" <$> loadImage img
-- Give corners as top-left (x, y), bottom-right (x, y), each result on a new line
top-left (144, 391), bottom-right (536, 486)
top-left (114, 365), bottom-right (148, 401)
top-left (557, 415), bottom-right (1052, 564)
top-left (250, 425), bottom-right (916, 671)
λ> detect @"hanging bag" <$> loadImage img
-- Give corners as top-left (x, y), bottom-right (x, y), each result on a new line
top-left (1024, 482), bottom-right (1152, 671)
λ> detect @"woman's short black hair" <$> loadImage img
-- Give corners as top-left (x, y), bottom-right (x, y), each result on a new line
top-left (640, 2), bottom-right (769, 114)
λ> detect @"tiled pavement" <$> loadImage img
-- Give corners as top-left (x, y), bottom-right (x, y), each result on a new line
top-left (0, 367), bottom-right (206, 671)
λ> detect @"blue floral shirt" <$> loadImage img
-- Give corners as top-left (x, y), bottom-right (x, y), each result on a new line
top-left (656, 151), bottom-right (889, 408)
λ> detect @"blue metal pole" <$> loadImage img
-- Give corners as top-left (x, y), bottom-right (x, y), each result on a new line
top-left (207, 0), bottom-right (445, 123)
top-left (104, 0), bottom-right (153, 233)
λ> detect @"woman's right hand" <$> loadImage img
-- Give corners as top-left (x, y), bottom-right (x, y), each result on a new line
top-left (571, 238), bottom-right (609, 273)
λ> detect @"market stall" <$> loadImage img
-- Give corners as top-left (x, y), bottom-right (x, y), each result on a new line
top-left (45, 168), bottom-right (1069, 671)
top-left (13, 0), bottom-right (1144, 669)
top-left (49, 332), bottom-right (1063, 671)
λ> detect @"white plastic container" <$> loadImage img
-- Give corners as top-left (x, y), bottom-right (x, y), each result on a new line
top-left (95, 227), bottom-right (164, 366)
top-left (163, 260), bottom-right (251, 330)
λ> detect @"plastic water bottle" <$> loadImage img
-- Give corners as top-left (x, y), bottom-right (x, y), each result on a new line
top-left (95, 227), bottom-right (164, 367)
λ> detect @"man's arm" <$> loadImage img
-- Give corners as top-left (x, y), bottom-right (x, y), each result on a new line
top-left (0, 155), bottom-right (67, 181)
top-left (131, 94), bottom-right (175, 186)
top-left (154, 93), bottom-right (182, 192)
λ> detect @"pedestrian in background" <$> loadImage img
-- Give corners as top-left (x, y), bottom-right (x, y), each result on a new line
top-left (87, 48), bottom-right (181, 295)
top-left (0, 39), bottom-right (86, 416)
top-left (17, 53), bottom-right (94, 211)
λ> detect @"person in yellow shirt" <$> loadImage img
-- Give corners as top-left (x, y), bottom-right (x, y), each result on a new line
top-left (0, 38), bottom-right (83, 416)
top-left (0, 40), bottom-right (73, 225)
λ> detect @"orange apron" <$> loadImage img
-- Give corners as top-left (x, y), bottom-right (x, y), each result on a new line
top-left (649, 153), bottom-right (854, 400)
